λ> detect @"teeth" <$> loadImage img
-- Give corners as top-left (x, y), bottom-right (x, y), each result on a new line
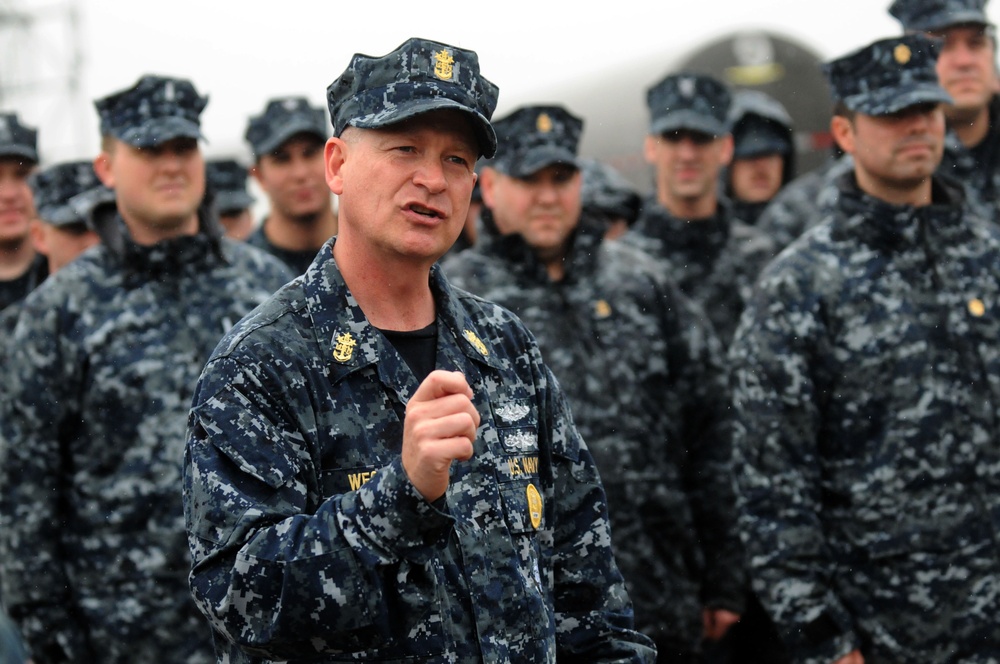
top-left (412, 205), bottom-right (437, 217)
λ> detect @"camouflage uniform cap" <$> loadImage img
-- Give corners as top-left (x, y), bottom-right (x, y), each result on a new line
top-left (647, 72), bottom-right (732, 137)
top-left (822, 34), bottom-right (953, 115)
top-left (327, 37), bottom-right (499, 158)
top-left (488, 105), bottom-right (583, 178)
top-left (728, 90), bottom-right (794, 159)
top-left (29, 160), bottom-right (101, 227)
top-left (0, 112), bottom-right (39, 163)
top-left (889, 0), bottom-right (992, 31)
top-left (579, 158), bottom-right (641, 223)
top-left (206, 158), bottom-right (255, 212)
top-left (94, 74), bottom-right (208, 148)
top-left (244, 97), bottom-right (328, 159)
top-left (67, 184), bottom-right (117, 231)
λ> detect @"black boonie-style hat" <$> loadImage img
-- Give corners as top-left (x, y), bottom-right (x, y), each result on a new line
top-left (0, 112), bottom-right (39, 163)
top-left (327, 37), bottom-right (499, 158)
top-left (889, 0), bottom-right (992, 31)
top-left (29, 161), bottom-right (101, 227)
top-left (822, 34), bottom-right (953, 115)
top-left (647, 72), bottom-right (732, 137)
top-left (206, 159), bottom-right (255, 212)
top-left (489, 105), bottom-right (583, 178)
top-left (95, 75), bottom-right (208, 148)
top-left (245, 97), bottom-right (328, 159)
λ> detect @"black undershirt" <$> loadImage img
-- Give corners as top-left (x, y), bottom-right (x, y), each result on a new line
top-left (379, 320), bottom-right (438, 384)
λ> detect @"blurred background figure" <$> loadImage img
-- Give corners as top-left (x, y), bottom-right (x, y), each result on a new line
top-left (28, 160), bottom-right (101, 274)
top-left (580, 158), bottom-right (642, 240)
top-left (0, 112), bottom-right (43, 312)
top-left (206, 158), bottom-right (255, 241)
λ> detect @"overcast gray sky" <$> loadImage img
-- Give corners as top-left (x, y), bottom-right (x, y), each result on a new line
top-left (5, 0), bottom-right (999, 164)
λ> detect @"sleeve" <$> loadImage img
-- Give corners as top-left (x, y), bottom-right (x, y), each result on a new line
top-left (728, 268), bottom-right (860, 664)
top-left (0, 293), bottom-right (95, 662)
top-left (663, 287), bottom-right (747, 613)
top-left (536, 355), bottom-right (656, 663)
top-left (183, 354), bottom-right (455, 660)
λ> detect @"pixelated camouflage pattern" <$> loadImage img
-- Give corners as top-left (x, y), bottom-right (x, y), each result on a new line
top-left (0, 214), bottom-right (293, 664)
top-left (822, 34), bottom-right (952, 116)
top-left (647, 72), bottom-right (731, 137)
top-left (0, 112), bottom-right (38, 163)
top-left (625, 199), bottom-right (777, 347)
top-left (183, 236), bottom-right (655, 663)
top-left (756, 155), bottom-right (853, 252)
top-left (29, 160), bottom-right (101, 227)
top-left (730, 173), bottom-right (1000, 663)
top-left (889, 0), bottom-right (991, 31)
top-left (442, 217), bottom-right (745, 657)
top-left (939, 94), bottom-right (1000, 222)
top-left (488, 105), bottom-right (582, 177)
top-left (207, 158), bottom-right (255, 212)
top-left (95, 74), bottom-right (207, 148)
top-left (244, 97), bottom-right (328, 159)
top-left (326, 37), bottom-right (499, 158)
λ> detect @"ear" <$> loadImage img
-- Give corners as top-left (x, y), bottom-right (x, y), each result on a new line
top-left (93, 151), bottom-right (115, 188)
top-left (643, 135), bottom-right (659, 164)
top-left (325, 137), bottom-right (347, 195)
top-left (29, 219), bottom-right (49, 256)
top-left (718, 134), bottom-right (735, 166)
top-left (478, 167), bottom-right (498, 210)
top-left (830, 116), bottom-right (855, 155)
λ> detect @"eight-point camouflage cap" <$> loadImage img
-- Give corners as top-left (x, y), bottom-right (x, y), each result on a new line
top-left (647, 72), bottom-right (732, 137)
top-left (889, 0), bottom-right (992, 31)
top-left (822, 34), bottom-right (953, 115)
top-left (95, 75), bottom-right (208, 148)
top-left (245, 97), bottom-right (328, 159)
top-left (68, 184), bottom-right (117, 232)
top-left (0, 112), bottom-right (39, 163)
top-left (327, 37), bottom-right (499, 158)
top-left (206, 159), bottom-right (255, 212)
top-left (729, 90), bottom-right (794, 159)
top-left (489, 105), bottom-right (583, 178)
top-left (29, 160), bottom-right (101, 227)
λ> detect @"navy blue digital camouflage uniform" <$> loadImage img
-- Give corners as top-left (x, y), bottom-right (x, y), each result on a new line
top-left (184, 38), bottom-right (654, 664)
top-left (626, 73), bottom-right (777, 347)
top-left (0, 75), bottom-right (294, 664)
top-left (730, 34), bottom-right (1000, 664)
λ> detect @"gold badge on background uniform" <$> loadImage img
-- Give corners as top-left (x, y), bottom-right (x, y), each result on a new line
top-left (968, 298), bottom-right (986, 317)
top-left (332, 332), bottom-right (357, 362)
top-left (526, 483), bottom-right (543, 529)
top-left (594, 299), bottom-right (612, 319)
top-left (536, 112), bottom-right (553, 133)
top-left (433, 49), bottom-right (454, 81)
top-left (894, 43), bottom-right (911, 65)
top-left (463, 329), bottom-right (489, 356)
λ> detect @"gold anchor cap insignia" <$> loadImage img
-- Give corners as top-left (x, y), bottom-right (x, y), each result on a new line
top-left (894, 43), bottom-right (911, 65)
top-left (526, 483), bottom-right (543, 529)
top-left (594, 299), bottom-right (612, 319)
top-left (463, 329), bottom-right (489, 356)
top-left (332, 332), bottom-right (357, 363)
top-left (968, 298), bottom-right (986, 317)
top-left (536, 112), bottom-right (553, 133)
top-left (433, 49), bottom-right (454, 81)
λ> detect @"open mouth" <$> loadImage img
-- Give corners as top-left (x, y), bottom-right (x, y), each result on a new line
top-left (408, 203), bottom-right (443, 219)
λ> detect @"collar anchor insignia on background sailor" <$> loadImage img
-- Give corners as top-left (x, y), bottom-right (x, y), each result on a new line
top-left (968, 298), bottom-right (986, 317)
top-left (332, 331), bottom-right (357, 362)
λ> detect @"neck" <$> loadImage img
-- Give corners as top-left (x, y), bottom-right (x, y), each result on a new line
top-left (123, 213), bottom-right (200, 246)
top-left (264, 206), bottom-right (338, 251)
top-left (0, 237), bottom-right (36, 280)
top-left (659, 193), bottom-right (717, 219)
top-left (948, 104), bottom-right (991, 148)
top-left (856, 172), bottom-right (933, 208)
top-left (332, 236), bottom-right (436, 331)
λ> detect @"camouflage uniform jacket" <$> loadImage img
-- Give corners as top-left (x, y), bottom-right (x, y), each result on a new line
top-left (940, 94), bottom-right (1000, 222)
top-left (625, 198), bottom-right (776, 347)
top-left (730, 174), bottom-right (1000, 664)
top-left (441, 217), bottom-right (745, 650)
top-left (0, 215), bottom-right (292, 664)
top-left (183, 236), bottom-right (656, 664)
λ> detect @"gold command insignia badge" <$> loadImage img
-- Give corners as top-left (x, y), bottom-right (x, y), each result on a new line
top-left (594, 299), bottom-right (612, 319)
top-left (332, 332), bottom-right (357, 363)
top-left (433, 49), bottom-right (455, 81)
top-left (526, 483), bottom-right (543, 529)
top-left (894, 43), bottom-right (912, 65)
top-left (969, 298), bottom-right (986, 317)
top-left (537, 112), bottom-right (553, 133)
top-left (463, 329), bottom-right (489, 356)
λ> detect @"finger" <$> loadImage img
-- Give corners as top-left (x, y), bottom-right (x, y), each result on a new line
top-left (410, 370), bottom-right (472, 404)
top-left (407, 392), bottom-right (481, 428)
top-left (410, 411), bottom-right (479, 446)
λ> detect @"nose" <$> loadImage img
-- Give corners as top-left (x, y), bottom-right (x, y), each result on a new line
top-left (412, 156), bottom-right (447, 193)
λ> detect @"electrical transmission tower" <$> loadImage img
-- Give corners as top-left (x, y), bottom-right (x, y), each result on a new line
top-left (0, 0), bottom-right (88, 162)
